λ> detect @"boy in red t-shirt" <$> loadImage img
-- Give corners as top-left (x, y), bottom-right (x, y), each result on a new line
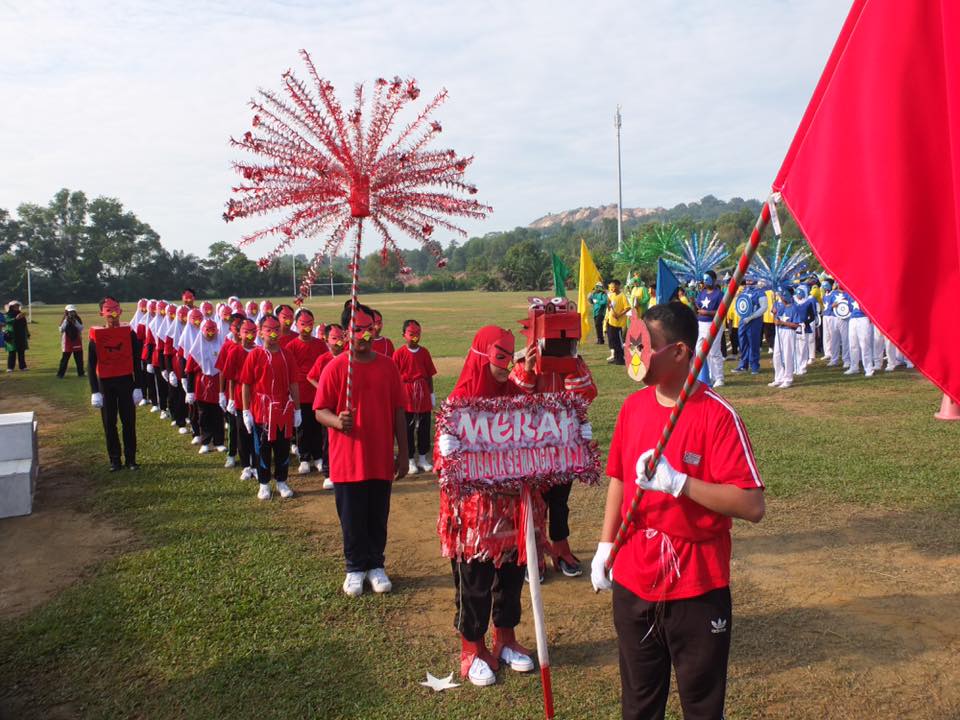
top-left (370, 308), bottom-right (395, 358)
top-left (314, 303), bottom-right (408, 598)
top-left (392, 319), bottom-right (437, 476)
top-left (276, 304), bottom-right (298, 348)
top-left (240, 314), bottom-right (301, 501)
top-left (286, 308), bottom-right (328, 475)
top-left (218, 318), bottom-right (258, 480)
top-left (591, 302), bottom-right (765, 720)
top-left (306, 323), bottom-right (346, 489)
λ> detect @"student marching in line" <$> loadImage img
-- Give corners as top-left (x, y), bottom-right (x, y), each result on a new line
top-left (240, 314), bottom-right (301, 500)
top-left (314, 303), bottom-right (408, 597)
top-left (57, 305), bottom-right (85, 378)
top-left (821, 278), bottom-right (843, 366)
top-left (732, 279), bottom-right (767, 375)
top-left (769, 287), bottom-right (800, 389)
top-left (695, 271), bottom-right (725, 388)
top-left (306, 323), bottom-right (347, 490)
top-left (276, 304), bottom-right (298, 347)
top-left (392, 319), bottom-right (438, 476)
top-left (435, 326), bottom-right (540, 687)
top-left (285, 307), bottom-right (328, 475)
top-left (218, 318), bottom-right (259, 480)
top-left (370, 308), bottom-right (395, 358)
top-left (792, 285), bottom-right (817, 375)
top-left (845, 294), bottom-right (875, 377)
top-left (216, 313), bottom-right (245, 467)
top-left (185, 319), bottom-right (226, 455)
top-left (88, 297), bottom-right (144, 471)
top-left (591, 301), bottom-right (764, 720)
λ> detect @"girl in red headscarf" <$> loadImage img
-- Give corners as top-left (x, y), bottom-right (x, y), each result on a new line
top-left (434, 326), bottom-right (544, 688)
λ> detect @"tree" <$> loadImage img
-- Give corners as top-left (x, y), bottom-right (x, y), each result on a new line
top-left (500, 240), bottom-right (548, 291)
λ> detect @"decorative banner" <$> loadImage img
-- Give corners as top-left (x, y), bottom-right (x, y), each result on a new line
top-left (437, 393), bottom-right (600, 496)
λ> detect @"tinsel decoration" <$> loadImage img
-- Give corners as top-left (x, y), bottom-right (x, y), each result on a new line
top-left (746, 234), bottom-right (809, 289)
top-left (664, 229), bottom-right (729, 282)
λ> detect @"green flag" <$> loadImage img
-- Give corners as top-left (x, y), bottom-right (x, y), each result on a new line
top-left (552, 253), bottom-right (571, 297)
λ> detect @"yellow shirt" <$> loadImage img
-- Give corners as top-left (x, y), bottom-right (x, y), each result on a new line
top-left (727, 289), bottom-right (741, 328)
top-left (763, 290), bottom-right (775, 323)
top-left (606, 292), bottom-right (630, 328)
top-left (811, 285), bottom-right (824, 309)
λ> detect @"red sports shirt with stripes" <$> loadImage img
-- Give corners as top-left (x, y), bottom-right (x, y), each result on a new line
top-left (606, 384), bottom-right (763, 602)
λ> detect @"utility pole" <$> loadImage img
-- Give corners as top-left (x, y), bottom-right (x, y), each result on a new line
top-left (615, 105), bottom-right (624, 253)
top-left (26, 264), bottom-right (32, 323)
top-left (291, 254), bottom-right (296, 297)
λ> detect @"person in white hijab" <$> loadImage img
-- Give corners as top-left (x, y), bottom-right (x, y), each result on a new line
top-left (185, 319), bottom-right (226, 454)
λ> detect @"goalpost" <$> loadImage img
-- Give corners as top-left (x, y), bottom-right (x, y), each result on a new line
top-left (307, 281), bottom-right (355, 298)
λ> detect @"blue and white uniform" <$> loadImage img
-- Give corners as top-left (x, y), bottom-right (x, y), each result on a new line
top-left (696, 285), bottom-right (724, 386)
top-left (735, 286), bottom-right (766, 373)
top-left (846, 296), bottom-right (874, 376)
top-left (771, 296), bottom-right (797, 388)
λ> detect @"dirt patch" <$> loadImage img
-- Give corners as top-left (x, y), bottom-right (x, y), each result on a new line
top-left (0, 395), bottom-right (131, 620)
top-left (288, 476), bottom-right (960, 718)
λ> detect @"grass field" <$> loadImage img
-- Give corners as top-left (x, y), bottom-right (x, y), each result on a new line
top-left (1, 291), bottom-right (958, 720)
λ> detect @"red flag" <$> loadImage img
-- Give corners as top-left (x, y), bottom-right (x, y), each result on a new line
top-left (774, 0), bottom-right (960, 402)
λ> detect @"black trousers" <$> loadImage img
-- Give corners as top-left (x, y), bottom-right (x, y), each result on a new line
top-left (252, 424), bottom-right (291, 485)
top-left (6, 349), bottom-right (26, 370)
top-left (405, 411), bottom-right (432, 457)
top-left (155, 370), bottom-right (168, 411)
top-left (607, 325), bottom-right (625, 364)
top-left (320, 426), bottom-right (330, 473)
top-left (594, 315), bottom-right (605, 343)
top-left (728, 326), bottom-right (739, 356)
top-left (197, 401), bottom-right (224, 446)
top-left (227, 411), bottom-right (238, 456)
top-left (613, 582), bottom-right (732, 720)
top-left (99, 376), bottom-right (136, 466)
top-left (543, 481), bottom-right (573, 542)
top-left (334, 479), bottom-right (392, 573)
top-left (58, 350), bottom-right (84, 377)
top-left (452, 558), bottom-right (524, 641)
top-left (189, 402), bottom-right (200, 437)
top-left (170, 383), bottom-right (187, 427)
top-left (762, 322), bottom-right (775, 351)
top-left (237, 417), bottom-right (256, 469)
top-left (296, 402), bottom-right (324, 462)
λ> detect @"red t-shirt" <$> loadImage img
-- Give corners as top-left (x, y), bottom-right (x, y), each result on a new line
top-left (372, 335), bottom-right (395, 358)
top-left (185, 355), bottom-right (221, 404)
top-left (285, 335), bottom-right (328, 406)
top-left (607, 385), bottom-right (763, 602)
top-left (278, 332), bottom-right (297, 349)
top-left (217, 342), bottom-right (253, 408)
top-left (239, 346), bottom-right (301, 436)
top-left (313, 353), bottom-right (406, 483)
top-left (392, 344), bottom-right (437, 413)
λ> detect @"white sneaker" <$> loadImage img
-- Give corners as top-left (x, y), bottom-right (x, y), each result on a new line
top-left (323, 478), bottom-right (334, 490)
top-left (343, 571), bottom-right (365, 597)
top-left (884, 364), bottom-right (897, 372)
top-left (408, 459), bottom-right (419, 476)
top-left (843, 368), bottom-right (858, 375)
top-left (170, 420), bottom-right (178, 427)
top-left (199, 445), bottom-right (210, 455)
top-left (138, 398), bottom-right (149, 407)
top-left (291, 444), bottom-right (299, 456)
top-left (224, 456), bottom-right (236, 468)
top-left (257, 483), bottom-right (271, 501)
top-left (767, 381), bottom-right (782, 388)
top-left (467, 656), bottom-right (496, 687)
top-left (178, 426), bottom-right (190, 435)
top-left (240, 467), bottom-right (253, 481)
top-left (712, 380), bottom-right (725, 388)
top-left (160, 410), bottom-right (169, 419)
top-left (779, 382), bottom-right (793, 389)
top-left (277, 481), bottom-right (294, 499)
top-left (314, 460), bottom-right (325, 472)
top-left (298, 461), bottom-right (312, 475)
top-left (500, 645), bottom-right (535, 672)
top-left (150, 405), bottom-right (159, 413)
top-left (191, 435), bottom-right (202, 445)
top-left (215, 445), bottom-right (227, 453)
top-left (367, 568), bottom-right (393, 593)
top-left (418, 454), bottom-right (433, 472)
top-left (864, 370), bottom-right (875, 378)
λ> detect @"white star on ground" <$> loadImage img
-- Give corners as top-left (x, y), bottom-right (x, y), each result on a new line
top-left (420, 672), bottom-right (460, 692)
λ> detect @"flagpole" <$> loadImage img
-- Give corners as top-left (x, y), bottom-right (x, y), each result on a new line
top-left (606, 198), bottom-right (773, 570)
top-left (615, 105), bottom-right (624, 253)
top-left (523, 487), bottom-right (554, 720)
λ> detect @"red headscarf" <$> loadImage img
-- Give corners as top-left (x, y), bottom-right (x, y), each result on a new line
top-left (449, 326), bottom-right (521, 400)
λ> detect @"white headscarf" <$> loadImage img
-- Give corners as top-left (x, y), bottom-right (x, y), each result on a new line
top-left (177, 314), bottom-right (202, 355)
top-left (149, 303), bottom-right (167, 341)
top-left (188, 325), bottom-right (223, 376)
top-left (130, 299), bottom-right (148, 331)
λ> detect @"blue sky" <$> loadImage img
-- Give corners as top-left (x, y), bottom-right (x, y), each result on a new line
top-left (0, 1), bottom-right (850, 257)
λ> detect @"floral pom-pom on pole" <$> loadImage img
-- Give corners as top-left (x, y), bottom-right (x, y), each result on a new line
top-left (224, 49), bottom-right (491, 408)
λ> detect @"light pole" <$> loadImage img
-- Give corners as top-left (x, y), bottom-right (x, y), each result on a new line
top-left (291, 253), bottom-right (296, 297)
top-left (26, 263), bottom-right (32, 323)
top-left (615, 105), bottom-right (624, 253)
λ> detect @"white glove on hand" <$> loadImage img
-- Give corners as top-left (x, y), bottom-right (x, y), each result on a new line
top-left (226, 399), bottom-right (236, 415)
top-left (438, 433), bottom-right (460, 457)
top-left (242, 410), bottom-right (255, 434)
top-left (161, 370), bottom-right (169, 382)
top-left (580, 422), bottom-right (593, 440)
top-left (91, 392), bottom-right (103, 408)
top-left (185, 392), bottom-right (196, 405)
top-left (146, 363), bottom-right (154, 374)
top-left (636, 449), bottom-right (688, 497)
top-left (591, 542), bottom-right (614, 592)
top-left (132, 388), bottom-right (143, 405)
top-left (169, 373), bottom-right (178, 387)
top-left (219, 392), bottom-right (228, 411)
top-left (293, 409), bottom-right (302, 428)
top-left (430, 392), bottom-right (436, 408)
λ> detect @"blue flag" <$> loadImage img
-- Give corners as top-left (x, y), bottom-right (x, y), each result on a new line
top-left (656, 258), bottom-right (680, 305)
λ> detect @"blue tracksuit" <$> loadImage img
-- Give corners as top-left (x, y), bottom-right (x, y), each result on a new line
top-left (736, 288), bottom-right (764, 372)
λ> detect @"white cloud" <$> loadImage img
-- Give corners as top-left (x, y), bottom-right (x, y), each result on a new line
top-left (0, 0), bottom-right (850, 259)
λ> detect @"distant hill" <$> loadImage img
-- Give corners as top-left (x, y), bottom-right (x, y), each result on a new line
top-left (529, 195), bottom-right (763, 231)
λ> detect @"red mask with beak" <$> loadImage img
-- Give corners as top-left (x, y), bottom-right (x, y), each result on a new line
top-left (157, 301), bottom-right (167, 315)
top-left (245, 301), bottom-right (258, 318)
top-left (148, 300), bottom-right (157, 316)
top-left (101, 299), bottom-right (122, 319)
top-left (403, 322), bottom-right (422, 343)
top-left (177, 305), bottom-right (189, 322)
top-left (189, 308), bottom-right (203, 327)
top-left (138, 299), bottom-right (148, 313)
top-left (296, 313), bottom-right (313, 336)
top-left (241, 319), bottom-right (257, 344)
top-left (260, 316), bottom-right (281, 343)
top-left (220, 305), bottom-right (232, 321)
top-left (201, 301), bottom-right (214, 318)
top-left (486, 333), bottom-right (515, 370)
top-left (182, 290), bottom-right (195, 306)
top-left (278, 307), bottom-right (294, 329)
top-left (202, 319), bottom-right (218, 340)
top-left (351, 309), bottom-right (375, 342)
top-left (166, 304), bottom-right (176, 319)
top-left (327, 326), bottom-right (345, 351)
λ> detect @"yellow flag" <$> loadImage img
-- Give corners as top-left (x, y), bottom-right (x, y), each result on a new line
top-left (577, 237), bottom-right (603, 340)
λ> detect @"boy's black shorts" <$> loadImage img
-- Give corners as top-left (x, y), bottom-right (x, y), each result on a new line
top-left (613, 581), bottom-right (732, 720)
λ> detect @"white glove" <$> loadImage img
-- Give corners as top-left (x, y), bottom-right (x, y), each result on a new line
top-left (243, 409), bottom-right (255, 434)
top-left (430, 393), bottom-right (436, 408)
top-left (438, 433), bottom-right (460, 457)
top-left (132, 388), bottom-right (143, 405)
top-left (146, 363), bottom-right (154, 374)
top-left (293, 409), bottom-right (302, 428)
top-left (185, 392), bottom-right (196, 405)
top-left (219, 392), bottom-right (228, 411)
top-left (226, 398), bottom-right (236, 415)
top-left (169, 373), bottom-right (178, 387)
top-left (580, 422), bottom-right (593, 440)
top-left (161, 370), bottom-right (169, 382)
top-left (591, 542), bottom-right (614, 592)
top-left (636, 449), bottom-right (688, 497)
top-left (91, 392), bottom-right (103, 408)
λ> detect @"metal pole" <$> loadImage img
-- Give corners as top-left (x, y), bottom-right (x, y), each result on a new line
top-left (292, 254), bottom-right (296, 297)
top-left (26, 265), bottom-right (32, 323)
top-left (615, 105), bottom-right (624, 253)
top-left (524, 487), bottom-right (555, 719)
